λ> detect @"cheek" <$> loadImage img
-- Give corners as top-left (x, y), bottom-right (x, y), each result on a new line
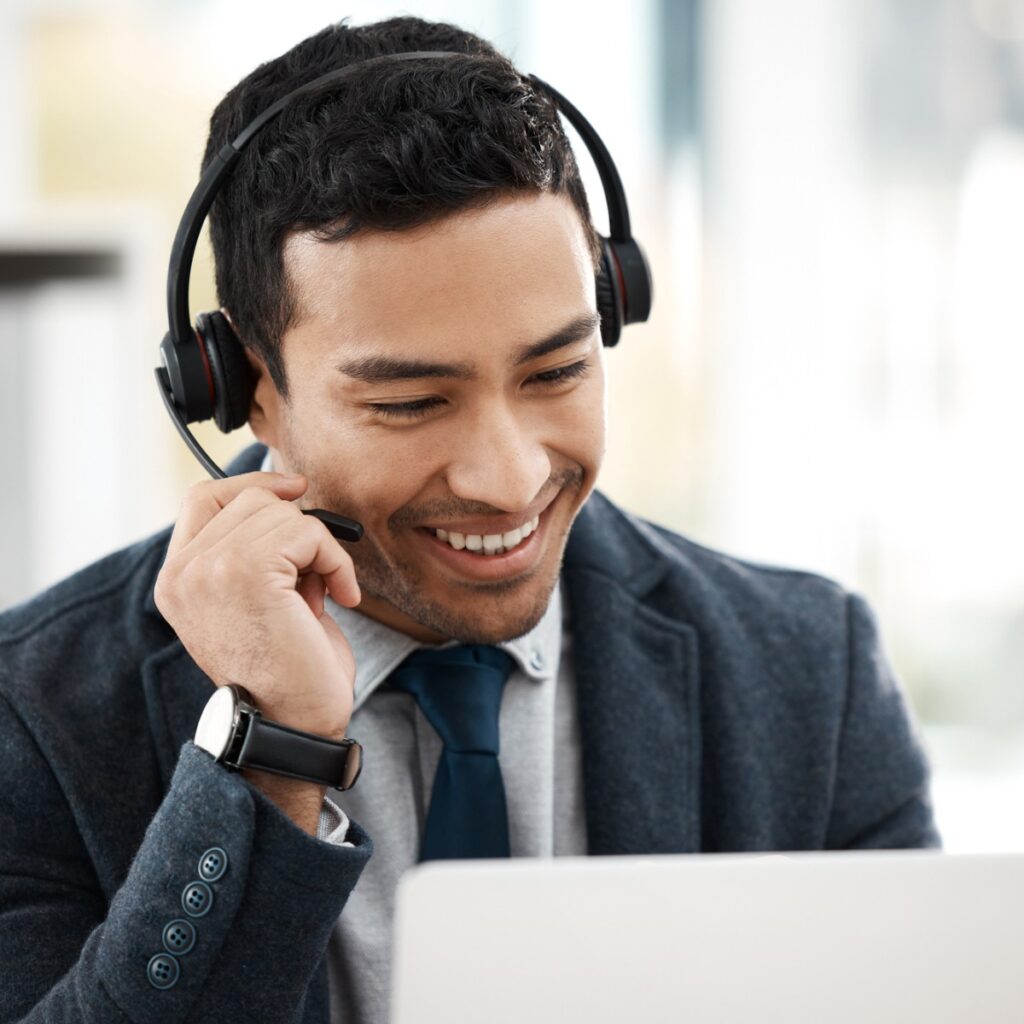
top-left (294, 398), bottom-right (425, 479)
top-left (586, 361), bottom-right (608, 454)
top-left (321, 429), bottom-right (444, 520)
top-left (548, 373), bottom-right (606, 463)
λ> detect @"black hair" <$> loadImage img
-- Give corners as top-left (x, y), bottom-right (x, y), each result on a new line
top-left (201, 15), bottom-right (603, 400)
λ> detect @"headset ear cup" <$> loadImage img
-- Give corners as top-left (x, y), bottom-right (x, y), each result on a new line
top-left (195, 311), bottom-right (255, 433)
top-left (596, 238), bottom-right (624, 347)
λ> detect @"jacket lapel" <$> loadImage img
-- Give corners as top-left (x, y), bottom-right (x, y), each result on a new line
top-left (563, 492), bottom-right (702, 855)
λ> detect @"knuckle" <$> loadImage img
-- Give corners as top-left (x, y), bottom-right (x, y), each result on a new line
top-left (205, 552), bottom-right (236, 588)
top-left (229, 485), bottom-right (275, 511)
top-left (263, 498), bottom-right (301, 534)
top-left (186, 475), bottom-right (222, 500)
top-left (176, 557), bottom-right (203, 591)
top-left (304, 513), bottom-right (329, 539)
top-left (154, 560), bottom-right (190, 614)
top-left (262, 498), bottom-right (302, 534)
top-left (152, 574), bottom-right (171, 612)
top-left (179, 478), bottom-right (223, 518)
top-left (306, 515), bottom-right (337, 551)
top-left (177, 485), bottom-right (203, 514)
top-left (155, 555), bottom-right (180, 592)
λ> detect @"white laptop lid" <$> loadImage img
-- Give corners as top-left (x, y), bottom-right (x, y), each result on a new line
top-left (390, 850), bottom-right (1024, 1024)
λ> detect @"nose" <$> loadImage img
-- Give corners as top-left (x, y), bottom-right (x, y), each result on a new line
top-left (444, 402), bottom-right (552, 513)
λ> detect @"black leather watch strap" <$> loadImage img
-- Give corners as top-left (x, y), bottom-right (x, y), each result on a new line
top-left (235, 713), bottom-right (362, 790)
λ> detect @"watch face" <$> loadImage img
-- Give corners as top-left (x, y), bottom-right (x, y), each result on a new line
top-left (194, 686), bottom-right (238, 761)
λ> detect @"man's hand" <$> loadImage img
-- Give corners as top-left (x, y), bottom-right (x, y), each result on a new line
top-left (154, 471), bottom-right (362, 833)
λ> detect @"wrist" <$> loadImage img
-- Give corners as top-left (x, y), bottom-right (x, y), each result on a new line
top-left (194, 684), bottom-right (362, 793)
top-left (244, 768), bottom-right (328, 838)
top-left (253, 702), bottom-right (349, 743)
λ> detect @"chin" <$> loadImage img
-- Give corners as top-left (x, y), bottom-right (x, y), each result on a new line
top-left (456, 613), bottom-right (542, 646)
top-left (414, 573), bottom-right (558, 645)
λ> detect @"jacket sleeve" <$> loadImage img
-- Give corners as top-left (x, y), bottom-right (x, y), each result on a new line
top-left (824, 592), bottom-right (943, 850)
top-left (0, 691), bottom-right (372, 1024)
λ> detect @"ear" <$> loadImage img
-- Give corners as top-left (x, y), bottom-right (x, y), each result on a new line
top-left (222, 310), bottom-right (282, 449)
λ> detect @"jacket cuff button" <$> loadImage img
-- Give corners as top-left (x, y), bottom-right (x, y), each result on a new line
top-left (198, 846), bottom-right (228, 882)
top-left (146, 952), bottom-right (180, 990)
top-left (181, 880), bottom-right (214, 918)
top-left (162, 918), bottom-right (197, 956)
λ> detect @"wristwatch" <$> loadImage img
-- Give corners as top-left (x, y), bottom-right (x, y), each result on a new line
top-left (193, 683), bottom-right (362, 790)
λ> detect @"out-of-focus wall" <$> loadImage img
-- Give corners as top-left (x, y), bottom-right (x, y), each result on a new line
top-left (696, 0), bottom-right (1024, 852)
top-left (27, 2), bottom-right (256, 483)
top-left (1, 1), bottom-right (244, 607)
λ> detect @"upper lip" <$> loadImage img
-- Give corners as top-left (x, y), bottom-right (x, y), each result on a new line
top-left (420, 498), bottom-right (552, 537)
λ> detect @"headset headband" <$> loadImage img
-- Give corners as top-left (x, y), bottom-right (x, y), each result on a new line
top-left (166, 49), bottom-right (640, 353)
top-left (155, 49), bottom-right (651, 541)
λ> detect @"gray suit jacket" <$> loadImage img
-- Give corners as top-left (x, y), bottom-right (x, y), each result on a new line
top-left (0, 441), bottom-right (940, 1022)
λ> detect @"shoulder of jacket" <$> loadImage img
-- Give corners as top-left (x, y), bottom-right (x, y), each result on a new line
top-left (0, 524), bottom-right (173, 657)
top-left (587, 490), bottom-right (853, 637)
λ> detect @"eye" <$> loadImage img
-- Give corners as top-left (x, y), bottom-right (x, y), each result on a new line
top-left (367, 358), bottom-right (592, 420)
top-left (368, 397), bottom-right (445, 420)
top-left (528, 358), bottom-right (592, 386)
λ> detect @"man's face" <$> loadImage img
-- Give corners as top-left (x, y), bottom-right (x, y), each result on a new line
top-left (245, 190), bottom-right (606, 645)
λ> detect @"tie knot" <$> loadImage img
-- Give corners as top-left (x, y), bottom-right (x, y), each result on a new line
top-left (388, 644), bottom-right (515, 753)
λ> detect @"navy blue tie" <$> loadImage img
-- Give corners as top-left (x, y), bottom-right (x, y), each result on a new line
top-left (389, 644), bottom-right (516, 861)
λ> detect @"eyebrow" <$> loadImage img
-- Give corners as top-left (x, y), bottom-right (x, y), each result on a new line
top-left (334, 311), bottom-right (601, 384)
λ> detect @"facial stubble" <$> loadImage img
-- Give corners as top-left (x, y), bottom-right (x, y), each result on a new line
top-left (307, 474), bottom-right (584, 644)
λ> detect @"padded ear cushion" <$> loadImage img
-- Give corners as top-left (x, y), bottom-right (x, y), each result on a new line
top-left (596, 238), bottom-right (624, 347)
top-left (196, 310), bottom-right (255, 433)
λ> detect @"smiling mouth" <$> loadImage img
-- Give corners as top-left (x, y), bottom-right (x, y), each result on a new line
top-left (425, 513), bottom-right (541, 557)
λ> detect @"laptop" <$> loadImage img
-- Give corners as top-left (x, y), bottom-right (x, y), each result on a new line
top-left (390, 850), bottom-right (1024, 1023)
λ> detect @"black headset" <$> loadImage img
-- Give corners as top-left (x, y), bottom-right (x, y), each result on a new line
top-left (155, 50), bottom-right (652, 543)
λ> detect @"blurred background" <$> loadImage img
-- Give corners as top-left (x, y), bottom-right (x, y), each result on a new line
top-left (1, 0), bottom-right (1021, 853)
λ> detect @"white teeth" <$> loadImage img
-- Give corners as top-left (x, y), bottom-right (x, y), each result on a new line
top-left (433, 513), bottom-right (541, 554)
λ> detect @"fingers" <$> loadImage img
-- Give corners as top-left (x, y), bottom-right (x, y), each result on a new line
top-left (262, 513), bottom-right (363, 609)
top-left (166, 472), bottom-right (306, 561)
top-left (171, 481), bottom-right (303, 565)
top-left (302, 526), bottom-right (362, 609)
top-left (200, 498), bottom-right (362, 609)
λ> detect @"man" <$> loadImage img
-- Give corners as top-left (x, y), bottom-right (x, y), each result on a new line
top-left (0, 14), bottom-right (940, 1024)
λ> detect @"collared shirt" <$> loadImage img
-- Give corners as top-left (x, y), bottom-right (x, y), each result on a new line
top-left (257, 450), bottom-right (588, 1024)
